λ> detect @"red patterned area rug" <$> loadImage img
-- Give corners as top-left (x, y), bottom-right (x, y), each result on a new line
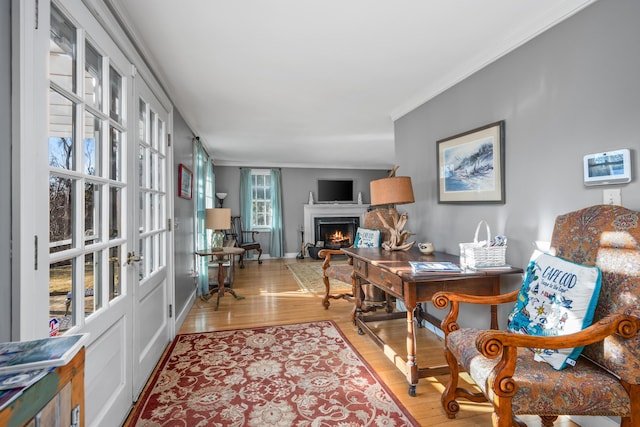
top-left (129, 320), bottom-right (419, 426)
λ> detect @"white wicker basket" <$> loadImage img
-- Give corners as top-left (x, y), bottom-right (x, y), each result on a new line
top-left (459, 220), bottom-right (506, 268)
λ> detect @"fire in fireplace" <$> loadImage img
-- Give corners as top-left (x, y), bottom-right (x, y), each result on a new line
top-left (314, 217), bottom-right (359, 249)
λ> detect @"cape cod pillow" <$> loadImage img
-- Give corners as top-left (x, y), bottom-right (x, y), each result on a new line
top-left (354, 228), bottom-right (381, 248)
top-left (507, 252), bottom-right (602, 370)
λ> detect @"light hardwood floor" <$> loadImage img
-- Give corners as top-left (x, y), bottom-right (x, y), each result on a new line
top-left (126, 258), bottom-right (578, 427)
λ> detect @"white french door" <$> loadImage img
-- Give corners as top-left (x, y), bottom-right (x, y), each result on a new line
top-left (46, 3), bottom-right (136, 425)
top-left (15, 1), bottom-right (173, 425)
top-left (131, 77), bottom-right (172, 398)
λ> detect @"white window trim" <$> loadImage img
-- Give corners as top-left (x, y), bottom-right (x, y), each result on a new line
top-left (250, 169), bottom-right (272, 230)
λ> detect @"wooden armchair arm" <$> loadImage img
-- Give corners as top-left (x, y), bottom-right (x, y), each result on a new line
top-left (433, 289), bottom-right (520, 335)
top-left (241, 230), bottom-right (259, 240)
top-left (477, 310), bottom-right (640, 358)
top-left (318, 249), bottom-right (349, 271)
top-left (473, 310), bottom-right (640, 401)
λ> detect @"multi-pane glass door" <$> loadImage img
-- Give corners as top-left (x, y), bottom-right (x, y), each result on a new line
top-left (132, 79), bottom-right (171, 397)
top-left (48, 3), bottom-right (127, 336)
top-left (44, 2), bottom-right (174, 425)
top-left (28, 1), bottom-right (174, 424)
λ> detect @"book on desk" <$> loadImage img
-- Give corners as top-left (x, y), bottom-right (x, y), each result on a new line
top-left (409, 261), bottom-right (462, 274)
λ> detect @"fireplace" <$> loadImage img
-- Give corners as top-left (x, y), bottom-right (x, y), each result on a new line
top-left (314, 217), bottom-right (359, 249)
top-left (303, 203), bottom-right (369, 249)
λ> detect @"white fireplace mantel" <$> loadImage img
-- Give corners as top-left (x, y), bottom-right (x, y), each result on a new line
top-left (304, 203), bottom-right (369, 245)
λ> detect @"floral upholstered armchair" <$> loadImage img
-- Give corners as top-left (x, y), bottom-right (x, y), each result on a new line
top-left (433, 205), bottom-right (640, 427)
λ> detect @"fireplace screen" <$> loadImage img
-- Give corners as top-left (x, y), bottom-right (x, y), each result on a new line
top-left (314, 217), bottom-right (359, 249)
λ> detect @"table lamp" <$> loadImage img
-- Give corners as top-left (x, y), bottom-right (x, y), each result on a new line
top-left (369, 166), bottom-right (415, 251)
top-left (206, 208), bottom-right (231, 251)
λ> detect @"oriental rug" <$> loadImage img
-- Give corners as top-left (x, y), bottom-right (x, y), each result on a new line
top-left (129, 321), bottom-right (418, 426)
top-left (287, 261), bottom-right (350, 295)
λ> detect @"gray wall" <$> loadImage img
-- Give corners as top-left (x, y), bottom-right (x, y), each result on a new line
top-left (1, 0), bottom-right (11, 341)
top-left (172, 109), bottom-right (197, 319)
top-left (396, 0), bottom-right (640, 328)
top-left (214, 166), bottom-right (388, 255)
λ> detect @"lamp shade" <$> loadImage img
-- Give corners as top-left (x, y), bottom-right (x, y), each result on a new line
top-left (215, 192), bottom-right (228, 200)
top-left (206, 208), bottom-right (231, 230)
top-left (370, 176), bottom-right (415, 206)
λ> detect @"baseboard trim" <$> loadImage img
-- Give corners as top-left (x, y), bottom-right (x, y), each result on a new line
top-left (420, 316), bottom-right (445, 339)
top-left (175, 288), bottom-right (197, 334)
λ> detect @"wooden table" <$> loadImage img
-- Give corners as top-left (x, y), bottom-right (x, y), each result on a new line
top-left (341, 247), bottom-right (522, 396)
top-left (196, 246), bottom-right (245, 310)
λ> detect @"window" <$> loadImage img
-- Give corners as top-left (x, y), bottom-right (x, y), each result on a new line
top-left (251, 169), bottom-right (272, 228)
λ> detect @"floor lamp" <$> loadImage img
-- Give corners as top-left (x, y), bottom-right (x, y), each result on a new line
top-left (369, 166), bottom-right (415, 251)
top-left (215, 192), bottom-right (228, 208)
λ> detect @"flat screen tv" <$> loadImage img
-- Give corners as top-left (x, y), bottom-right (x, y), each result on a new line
top-left (317, 179), bottom-right (353, 203)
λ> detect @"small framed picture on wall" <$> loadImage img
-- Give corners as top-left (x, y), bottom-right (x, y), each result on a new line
top-left (178, 164), bottom-right (193, 199)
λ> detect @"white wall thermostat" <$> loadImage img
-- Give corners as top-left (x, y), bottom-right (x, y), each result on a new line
top-left (583, 148), bottom-right (632, 186)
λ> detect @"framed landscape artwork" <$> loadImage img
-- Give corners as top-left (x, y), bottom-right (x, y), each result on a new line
top-left (437, 121), bottom-right (505, 204)
top-left (178, 164), bottom-right (193, 200)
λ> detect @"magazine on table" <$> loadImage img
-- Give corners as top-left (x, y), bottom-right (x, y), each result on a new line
top-left (0, 368), bottom-right (54, 410)
top-left (0, 368), bottom-right (51, 390)
top-left (0, 334), bottom-right (87, 375)
top-left (409, 261), bottom-right (462, 274)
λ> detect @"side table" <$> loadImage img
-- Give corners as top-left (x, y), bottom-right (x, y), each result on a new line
top-left (196, 247), bottom-right (245, 310)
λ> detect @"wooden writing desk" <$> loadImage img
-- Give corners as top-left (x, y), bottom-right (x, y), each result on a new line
top-left (341, 247), bottom-right (522, 396)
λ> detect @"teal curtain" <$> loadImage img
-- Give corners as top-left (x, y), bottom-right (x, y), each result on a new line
top-left (239, 168), bottom-right (252, 231)
top-left (269, 168), bottom-right (284, 257)
top-left (194, 140), bottom-right (214, 296)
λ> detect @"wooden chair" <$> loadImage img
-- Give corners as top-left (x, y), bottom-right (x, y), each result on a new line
top-left (228, 216), bottom-right (262, 268)
top-left (318, 208), bottom-right (394, 311)
top-left (433, 205), bottom-right (640, 427)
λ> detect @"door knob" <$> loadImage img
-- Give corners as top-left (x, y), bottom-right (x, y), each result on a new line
top-left (127, 252), bottom-right (142, 265)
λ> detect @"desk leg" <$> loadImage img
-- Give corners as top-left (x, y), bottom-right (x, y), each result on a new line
top-left (354, 277), bottom-right (364, 331)
top-left (405, 301), bottom-right (418, 397)
top-left (350, 270), bottom-right (358, 324)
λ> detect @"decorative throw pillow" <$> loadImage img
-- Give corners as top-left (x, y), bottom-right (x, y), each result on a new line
top-left (354, 227), bottom-right (381, 248)
top-left (507, 252), bottom-right (602, 370)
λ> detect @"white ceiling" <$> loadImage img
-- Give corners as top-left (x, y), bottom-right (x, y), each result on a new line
top-left (109, 0), bottom-right (596, 170)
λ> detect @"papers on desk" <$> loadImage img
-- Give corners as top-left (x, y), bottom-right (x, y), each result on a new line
top-left (0, 368), bottom-right (50, 391)
top-left (467, 264), bottom-right (512, 270)
top-left (0, 368), bottom-right (52, 410)
top-left (409, 261), bottom-right (462, 274)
